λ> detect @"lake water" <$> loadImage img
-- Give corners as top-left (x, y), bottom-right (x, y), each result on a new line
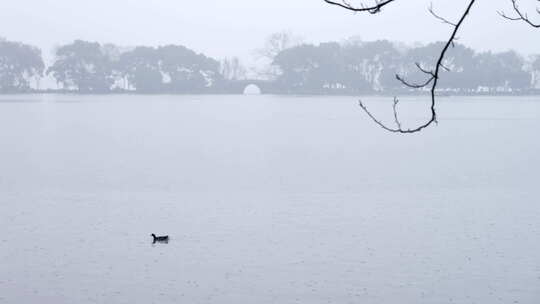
top-left (0, 94), bottom-right (539, 304)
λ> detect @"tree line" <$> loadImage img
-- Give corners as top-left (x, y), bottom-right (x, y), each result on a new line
top-left (1, 37), bottom-right (539, 94)
top-left (273, 40), bottom-right (538, 94)
top-left (47, 41), bottom-right (224, 93)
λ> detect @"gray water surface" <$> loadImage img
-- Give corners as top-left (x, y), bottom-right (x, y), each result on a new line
top-left (1, 94), bottom-right (539, 304)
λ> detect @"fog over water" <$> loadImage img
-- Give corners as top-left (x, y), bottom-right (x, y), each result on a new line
top-left (1, 95), bottom-right (539, 303)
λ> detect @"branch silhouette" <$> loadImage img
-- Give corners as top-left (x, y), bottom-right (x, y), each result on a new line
top-left (324, 0), bottom-right (477, 133)
top-left (499, 0), bottom-right (540, 28)
top-left (323, 0), bottom-right (397, 14)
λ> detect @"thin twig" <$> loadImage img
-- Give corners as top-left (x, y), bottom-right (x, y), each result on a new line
top-left (499, 0), bottom-right (540, 28)
top-left (396, 74), bottom-right (434, 89)
top-left (429, 3), bottom-right (458, 26)
top-left (415, 62), bottom-right (435, 76)
top-left (392, 97), bottom-right (402, 130)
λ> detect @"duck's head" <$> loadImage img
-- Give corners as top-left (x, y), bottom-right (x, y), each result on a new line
top-left (151, 233), bottom-right (156, 238)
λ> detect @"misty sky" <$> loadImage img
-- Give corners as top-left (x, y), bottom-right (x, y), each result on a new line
top-left (1, 0), bottom-right (539, 62)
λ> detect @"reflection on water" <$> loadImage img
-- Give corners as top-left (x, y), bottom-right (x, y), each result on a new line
top-left (152, 240), bottom-right (169, 246)
top-left (0, 94), bottom-right (539, 304)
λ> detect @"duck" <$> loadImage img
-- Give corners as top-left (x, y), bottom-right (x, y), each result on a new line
top-left (151, 233), bottom-right (169, 243)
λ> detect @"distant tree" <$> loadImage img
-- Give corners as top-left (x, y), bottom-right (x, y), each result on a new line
top-left (534, 56), bottom-right (540, 69)
top-left (48, 40), bottom-right (114, 92)
top-left (116, 44), bottom-right (221, 93)
top-left (117, 46), bottom-right (162, 93)
top-left (258, 31), bottom-right (303, 61)
top-left (158, 45), bottom-right (221, 93)
top-left (532, 55), bottom-right (540, 88)
top-left (274, 43), bottom-right (351, 93)
top-left (220, 57), bottom-right (246, 80)
top-left (273, 44), bottom-right (317, 92)
top-left (304, 42), bottom-right (344, 93)
top-left (101, 43), bottom-right (123, 62)
top-left (399, 43), bottom-right (530, 92)
top-left (256, 31), bottom-right (304, 80)
top-left (97, 43), bottom-right (130, 90)
top-left (477, 51), bottom-right (530, 91)
top-left (399, 43), bottom-right (478, 91)
top-left (0, 38), bottom-right (44, 92)
top-left (273, 41), bottom-right (385, 93)
top-left (342, 40), bottom-right (401, 91)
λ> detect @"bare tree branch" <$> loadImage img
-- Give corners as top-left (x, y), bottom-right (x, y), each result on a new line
top-left (396, 73), bottom-right (434, 89)
top-left (441, 63), bottom-right (453, 72)
top-left (323, 0), bottom-right (397, 14)
top-left (392, 97), bottom-right (402, 130)
top-left (415, 62), bottom-right (435, 76)
top-left (428, 3), bottom-right (458, 26)
top-left (499, 0), bottom-right (540, 28)
top-left (324, 0), bottom-right (477, 133)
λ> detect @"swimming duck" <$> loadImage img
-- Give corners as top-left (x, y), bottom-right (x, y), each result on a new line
top-left (151, 234), bottom-right (169, 243)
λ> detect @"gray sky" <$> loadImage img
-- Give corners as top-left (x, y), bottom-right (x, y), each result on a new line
top-left (1, 0), bottom-right (539, 62)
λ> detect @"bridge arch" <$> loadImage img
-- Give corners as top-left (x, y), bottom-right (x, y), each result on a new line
top-left (243, 84), bottom-right (262, 95)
